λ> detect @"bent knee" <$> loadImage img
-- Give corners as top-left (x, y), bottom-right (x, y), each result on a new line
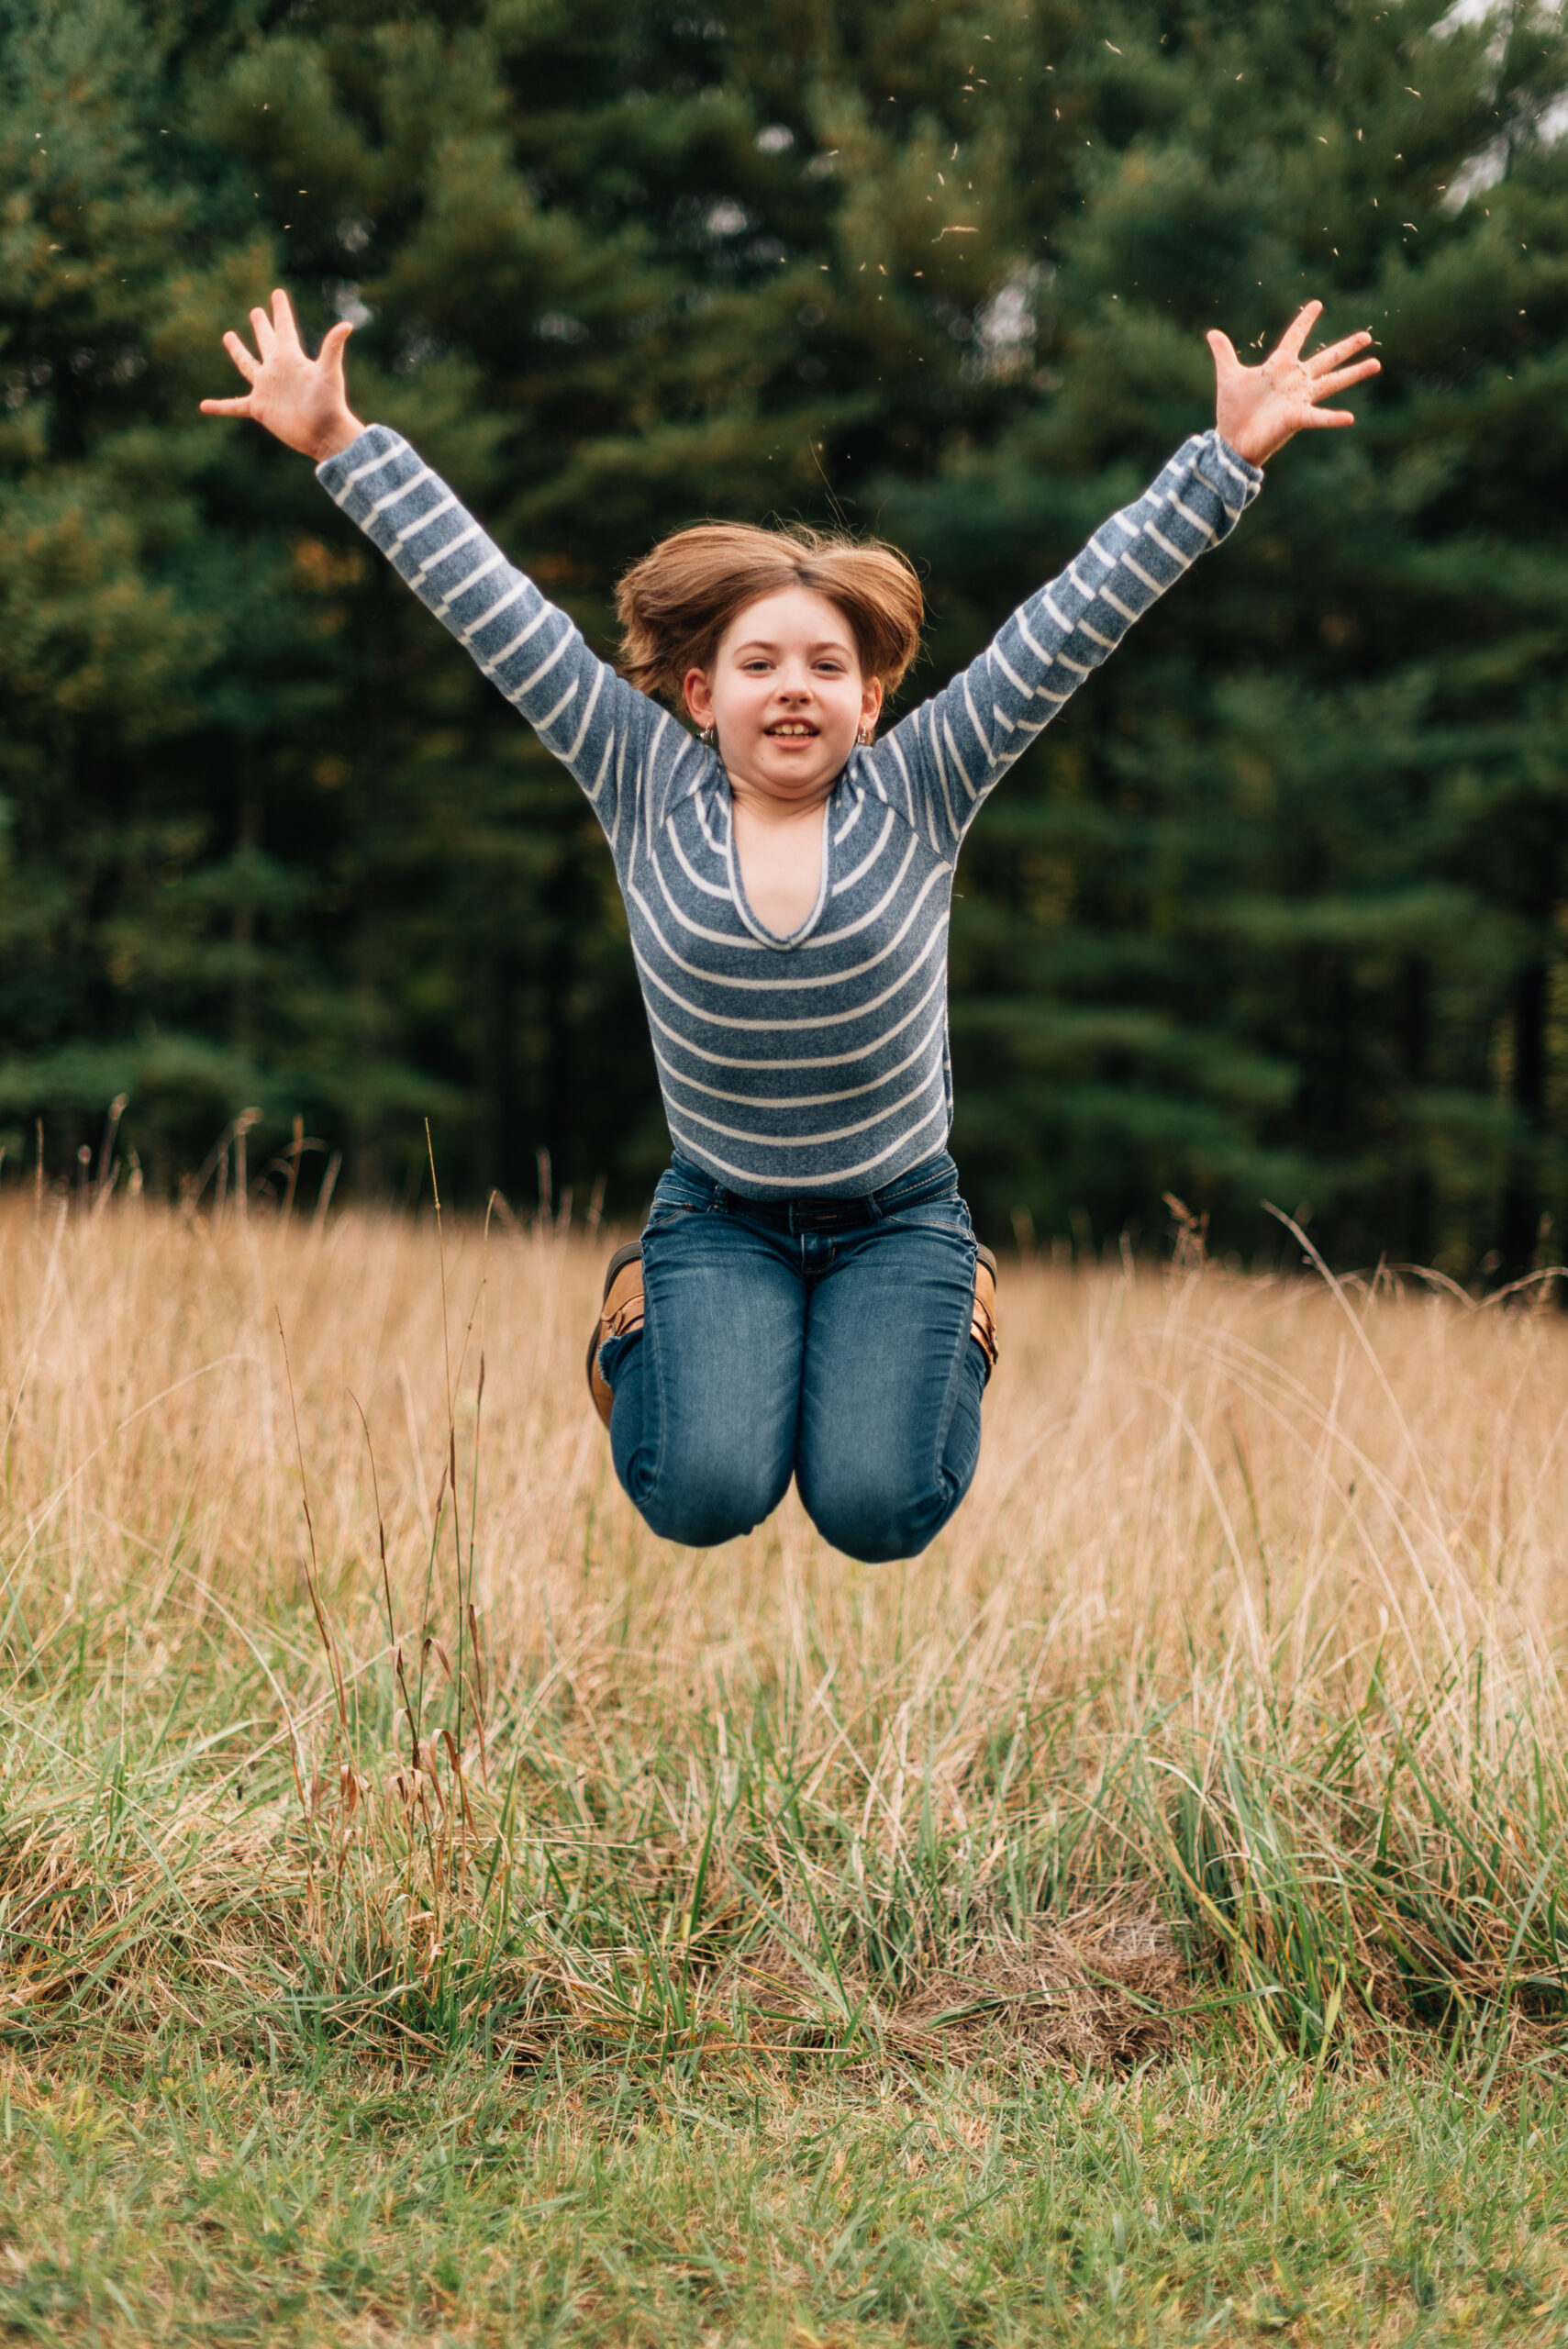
top-left (624, 1436), bottom-right (789, 1549)
top-left (798, 1469), bottom-right (951, 1564)
top-left (802, 1420), bottom-right (984, 1564)
top-left (801, 1343), bottom-right (988, 1562)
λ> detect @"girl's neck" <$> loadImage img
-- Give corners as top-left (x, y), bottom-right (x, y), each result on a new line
top-left (724, 760), bottom-right (838, 828)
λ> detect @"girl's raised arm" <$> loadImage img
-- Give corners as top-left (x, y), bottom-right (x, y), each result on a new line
top-left (201, 290), bottom-right (669, 854)
top-left (877, 303), bottom-right (1377, 859)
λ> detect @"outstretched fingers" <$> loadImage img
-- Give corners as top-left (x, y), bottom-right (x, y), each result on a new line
top-left (1309, 355), bottom-right (1381, 400)
top-left (269, 286), bottom-right (305, 351)
top-left (1296, 405), bottom-right (1358, 430)
top-left (1276, 300), bottom-right (1324, 362)
top-left (221, 328), bottom-right (260, 382)
top-left (200, 326), bottom-right (260, 412)
top-left (1307, 328), bottom-right (1374, 377)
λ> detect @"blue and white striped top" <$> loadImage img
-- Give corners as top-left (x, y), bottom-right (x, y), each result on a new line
top-left (318, 425), bottom-right (1262, 1197)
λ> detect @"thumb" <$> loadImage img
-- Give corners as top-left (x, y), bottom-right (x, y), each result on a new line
top-left (321, 319), bottom-right (353, 385)
top-left (1207, 328), bottom-right (1240, 381)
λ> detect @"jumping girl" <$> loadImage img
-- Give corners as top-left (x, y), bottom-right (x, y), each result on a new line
top-left (203, 291), bottom-right (1376, 1563)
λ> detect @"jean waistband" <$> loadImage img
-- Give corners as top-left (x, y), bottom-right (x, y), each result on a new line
top-left (670, 1151), bottom-right (958, 1233)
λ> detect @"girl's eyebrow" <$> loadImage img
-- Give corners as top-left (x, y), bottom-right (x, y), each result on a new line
top-left (730, 638), bottom-right (853, 658)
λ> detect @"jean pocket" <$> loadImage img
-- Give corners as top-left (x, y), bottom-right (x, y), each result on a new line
top-left (646, 1175), bottom-right (718, 1228)
top-left (882, 1196), bottom-right (973, 1239)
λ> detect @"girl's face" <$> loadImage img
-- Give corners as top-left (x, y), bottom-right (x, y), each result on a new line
top-left (683, 586), bottom-right (884, 806)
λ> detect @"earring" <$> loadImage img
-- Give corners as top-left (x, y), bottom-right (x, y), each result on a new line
top-left (858, 721), bottom-right (876, 748)
top-left (700, 724), bottom-right (715, 747)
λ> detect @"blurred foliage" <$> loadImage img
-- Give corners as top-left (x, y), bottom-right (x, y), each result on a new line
top-left (1, 0), bottom-right (1565, 1271)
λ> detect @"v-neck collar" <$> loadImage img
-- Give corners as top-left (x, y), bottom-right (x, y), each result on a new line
top-left (718, 769), bottom-right (838, 949)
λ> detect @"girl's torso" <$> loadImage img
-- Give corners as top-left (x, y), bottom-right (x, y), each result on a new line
top-left (621, 757), bottom-right (958, 1198)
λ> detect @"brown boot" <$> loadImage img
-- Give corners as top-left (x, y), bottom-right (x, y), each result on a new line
top-left (972, 1242), bottom-right (999, 1380)
top-left (586, 1241), bottom-right (644, 1428)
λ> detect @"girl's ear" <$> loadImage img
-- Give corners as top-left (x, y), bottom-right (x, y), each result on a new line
top-left (861, 675), bottom-right (884, 727)
top-left (684, 667), bottom-right (715, 728)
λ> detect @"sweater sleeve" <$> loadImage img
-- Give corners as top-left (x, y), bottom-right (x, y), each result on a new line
top-left (315, 425), bottom-right (663, 857)
top-left (875, 429), bottom-right (1263, 860)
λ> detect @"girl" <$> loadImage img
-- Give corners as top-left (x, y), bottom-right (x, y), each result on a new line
top-left (203, 292), bottom-right (1376, 1562)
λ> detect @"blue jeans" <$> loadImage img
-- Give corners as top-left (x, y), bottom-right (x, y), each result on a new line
top-left (596, 1152), bottom-right (988, 1563)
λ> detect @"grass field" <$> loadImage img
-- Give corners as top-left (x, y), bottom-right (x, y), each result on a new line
top-left (5, 1190), bottom-right (1568, 2344)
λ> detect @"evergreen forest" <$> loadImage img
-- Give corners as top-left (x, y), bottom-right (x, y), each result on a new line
top-left (3, 0), bottom-right (1567, 1274)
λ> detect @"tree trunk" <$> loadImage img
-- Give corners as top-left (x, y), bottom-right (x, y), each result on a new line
top-left (1400, 955), bottom-right (1432, 1267)
top-left (233, 778), bottom-right (259, 1065)
top-left (350, 567), bottom-right (392, 1196)
top-left (1498, 842), bottom-right (1557, 1282)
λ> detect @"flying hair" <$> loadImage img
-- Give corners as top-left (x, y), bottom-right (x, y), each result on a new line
top-left (615, 521), bottom-right (925, 715)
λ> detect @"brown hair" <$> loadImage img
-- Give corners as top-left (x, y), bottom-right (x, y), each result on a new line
top-left (615, 521), bottom-right (924, 715)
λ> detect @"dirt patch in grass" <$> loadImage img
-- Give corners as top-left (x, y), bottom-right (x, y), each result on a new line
top-left (732, 1905), bottom-right (1186, 2073)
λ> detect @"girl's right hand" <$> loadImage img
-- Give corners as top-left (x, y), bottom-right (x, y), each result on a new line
top-left (199, 286), bottom-right (365, 462)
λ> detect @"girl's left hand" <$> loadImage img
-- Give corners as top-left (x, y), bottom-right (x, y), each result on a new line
top-left (1207, 302), bottom-right (1379, 467)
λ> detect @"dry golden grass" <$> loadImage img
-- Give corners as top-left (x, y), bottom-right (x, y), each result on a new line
top-left (5, 1189), bottom-right (1568, 2076)
top-left (8, 1193), bottom-right (1567, 1680)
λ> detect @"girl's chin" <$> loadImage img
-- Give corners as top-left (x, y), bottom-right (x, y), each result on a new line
top-left (760, 754), bottom-right (839, 785)
top-left (757, 738), bottom-right (844, 767)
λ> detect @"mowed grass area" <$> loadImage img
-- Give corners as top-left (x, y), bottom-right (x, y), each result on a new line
top-left (6, 1196), bottom-right (1568, 2344)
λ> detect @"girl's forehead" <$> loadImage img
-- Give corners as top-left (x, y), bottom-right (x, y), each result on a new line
top-left (719, 584), bottom-right (858, 657)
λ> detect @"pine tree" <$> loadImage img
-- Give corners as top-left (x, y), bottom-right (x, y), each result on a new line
top-left (877, 0), bottom-right (1568, 1275)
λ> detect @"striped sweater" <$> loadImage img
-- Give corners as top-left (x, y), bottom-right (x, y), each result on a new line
top-left (317, 425), bottom-right (1262, 1196)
